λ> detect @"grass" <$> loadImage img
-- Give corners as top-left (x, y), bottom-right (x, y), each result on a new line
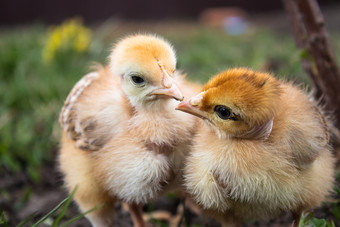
top-left (173, 29), bottom-right (307, 83)
top-left (0, 19), bottom-right (340, 225)
top-left (0, 24), bottom-right (107, 181)
top-left (10, 187), bottom-right (101, 227)
top-left (299, 213), bottom-right (336, 227)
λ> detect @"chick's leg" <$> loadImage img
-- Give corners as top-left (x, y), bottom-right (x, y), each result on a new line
top-left (216, 213), bottom-right (240, 227)
top-left (292, 211), bottom-right (302, 227)
top-left (127, 202), bottom-right (147, 227)
top-left (220, 218), bottom-right (241, 227)
top-left (208, 210), bottom-right (240, 227)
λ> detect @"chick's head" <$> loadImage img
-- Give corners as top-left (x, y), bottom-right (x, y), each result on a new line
top-left (177, 68), bottom-right (281, 139)
top-left (109, 34), bottom-right (183, 107)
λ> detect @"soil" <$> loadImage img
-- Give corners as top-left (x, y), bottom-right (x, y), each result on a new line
top-left (1, 155), bottom-right (340, 227)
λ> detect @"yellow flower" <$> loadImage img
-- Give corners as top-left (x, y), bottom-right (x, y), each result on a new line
top-left (42, 18), bottom-right (91, 63)
top-left (74, 28), bottom-right (91, 52)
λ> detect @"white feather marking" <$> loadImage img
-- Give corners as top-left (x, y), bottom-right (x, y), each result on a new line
top-left (59, 72), bottom-right (99, 132)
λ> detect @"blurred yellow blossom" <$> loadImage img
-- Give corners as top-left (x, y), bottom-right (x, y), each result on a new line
top-left (42, 18), bottom-right (91, 62)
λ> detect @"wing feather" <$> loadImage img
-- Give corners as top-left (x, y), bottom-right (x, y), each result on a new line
top-left (59, 69), bottom-right (126, 151)
top-left (59, 72), bottom-right (100, 138)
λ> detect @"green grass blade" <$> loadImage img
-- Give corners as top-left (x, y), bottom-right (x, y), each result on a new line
top-left (31, 197), bottom-right (70, 227)
top-left (17, 212), bottom-right (37, 227)
top-left (52, 187), bottom-right (78, 227)
top-left (59, 203), bottom-right (103, 227)
top-left (0, 210), bottom-right (9, 227)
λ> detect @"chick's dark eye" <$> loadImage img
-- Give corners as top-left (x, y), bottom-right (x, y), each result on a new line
top-left (131, 75), bottom-right (145, 85)
top-left (214, 105), bottom-right (232, 120)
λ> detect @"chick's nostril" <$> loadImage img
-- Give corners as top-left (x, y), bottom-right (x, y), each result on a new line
top-left (190, 96), bottom-right (203, 106)
top-left (159, 63), bottom-right (173, 88)
top-left (162, 74), bottom-right (173, 88)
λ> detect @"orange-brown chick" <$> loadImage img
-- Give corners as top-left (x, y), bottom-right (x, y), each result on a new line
top-left (58, 34), bottom-right (201, 227)
top-left (176, 68), bottom-right (335, 227)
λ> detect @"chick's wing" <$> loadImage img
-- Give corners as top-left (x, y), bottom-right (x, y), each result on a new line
top-left (59, 68), bottom-right (129, 151)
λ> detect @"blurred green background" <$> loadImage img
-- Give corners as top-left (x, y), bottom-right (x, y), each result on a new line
top-left (1, 10), bottom-right (340, 225)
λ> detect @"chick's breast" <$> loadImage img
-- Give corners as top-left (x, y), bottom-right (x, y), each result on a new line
top-left (91, 104), bottom-right (196, 204)
top-left (185, 131), bottom-right (304, 218)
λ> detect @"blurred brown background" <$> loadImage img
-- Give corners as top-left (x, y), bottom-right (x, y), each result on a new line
top-left (0, 0), bottom-right (338, 25)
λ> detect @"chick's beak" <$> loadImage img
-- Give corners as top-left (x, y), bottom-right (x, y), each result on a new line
top-left (148, 64), bottom-right (184, 101)
top-left (176, 95), bottom-right (208, 119)
top-left (149, 85), bottom-right (184, 101)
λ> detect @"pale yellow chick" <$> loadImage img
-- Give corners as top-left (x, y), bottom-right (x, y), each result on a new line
top-left (58, 34), bottom-right (201, 227)
top-left (176, 68), bottom-right (335, 227)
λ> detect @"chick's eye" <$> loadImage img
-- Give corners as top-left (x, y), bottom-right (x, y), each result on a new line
top-left (214, 105), bottom-right (232, 120)
top-left (131, 75), bottom-right (145, 86)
